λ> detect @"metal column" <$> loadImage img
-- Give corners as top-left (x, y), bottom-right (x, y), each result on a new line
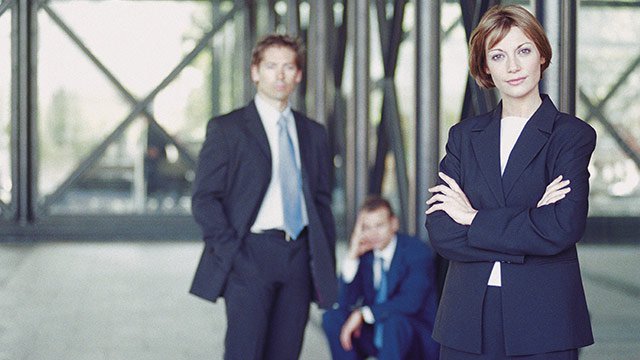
top-left (287, 0), bottom-right (300, 36)
top-left (307, 0), bottom-right (331, 125)
top-left (15, 0), bottom-right (37, 224)
top-left (328, 1), bottom-right (348, 239)
top-left (537, 0), bottom-right (561, 104)
top-left (415, 0), bottom-right (440, 241)
top-left (346, 0), bottom-right (369, 231)
top-left (242, 0), bottom-right (258, 103)
top-left (559, 0), bottom-right (577, 115)
top-left (211, 0), bottom-right (221, 116)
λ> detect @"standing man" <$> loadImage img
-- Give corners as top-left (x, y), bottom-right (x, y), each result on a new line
top-left (323, 196), bottom-right (439, 360)
top-left (190, 34), bottom-right (337, 360)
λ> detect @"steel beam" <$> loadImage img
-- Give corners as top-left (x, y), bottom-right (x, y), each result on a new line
top-left (558, 0), bottom-right (577, 114)
top-left (416, 0), bottom-right (441, 240)
top-left (369, 0), bottom-right (409, 232)
top-left (328, 0), bottom-right (348, 237)
top-left (242, 0), bottom-right (257, 103)
top-left (579, 90), bottom-right (640, 169)
top-left (15, 0), bottom-right (36, 223)
top-left (307, 0), bottom-right (331, 125)
top-left (266, 0), bottom-right (277, 32)
top-left (287, 0), bottom-right (299, 36)
top-left (0, 0), bottom-right (13, 17)
top-left (211, 0), bottom-right (221, 116)
top-left (538, 0), bottom-right (561, 103)
top-left (583, 54), bottom-right (640, 123)
top-left (346, 0), bottom-right (369, 231)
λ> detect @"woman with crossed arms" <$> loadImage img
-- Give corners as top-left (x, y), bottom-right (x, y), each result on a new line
top-left (426, 5), bottom-right (595, 359)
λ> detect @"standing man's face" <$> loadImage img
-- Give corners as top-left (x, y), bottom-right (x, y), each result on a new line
top-left (251, 46), bottom-right (302, 111)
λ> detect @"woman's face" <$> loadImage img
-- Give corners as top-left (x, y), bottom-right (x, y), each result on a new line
top-left (485, 26), bottom-right (545, 103)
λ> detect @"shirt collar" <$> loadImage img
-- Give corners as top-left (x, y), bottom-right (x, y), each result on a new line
top-left (373, 235), bottom-right (397, 265)
top-left (254, 94), bottom-right (292, 126)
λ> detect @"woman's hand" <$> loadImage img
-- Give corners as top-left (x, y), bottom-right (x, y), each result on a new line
top-left (537, 175), bottom-right (571, 207)
top-left (426, 172), bottom-right (478, 225)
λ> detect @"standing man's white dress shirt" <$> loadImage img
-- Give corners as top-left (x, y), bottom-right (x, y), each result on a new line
top-left (251, 93), bottom-right (308, 233)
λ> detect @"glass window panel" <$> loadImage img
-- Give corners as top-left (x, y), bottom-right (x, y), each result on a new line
top-left (47, 1), bottom-right (209, 98)
top-left (37, 11), bottom-right (131, 202)
top-left (578, 5), bottom-right (640, 216)
top-left (38, 0), bottom-right (215, 215)
top-left (153, 55), bottom-right (211, 151)
top-left (0, 11), bottom-right (12, 212)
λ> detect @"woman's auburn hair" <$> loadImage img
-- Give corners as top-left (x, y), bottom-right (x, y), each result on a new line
top-left (468, 5), bottom-right (552, 89)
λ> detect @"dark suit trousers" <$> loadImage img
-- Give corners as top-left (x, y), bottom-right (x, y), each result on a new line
top-left (223, 231), bottom-right (312, 360)
top-left (440, 287), bottom-right (578, 360)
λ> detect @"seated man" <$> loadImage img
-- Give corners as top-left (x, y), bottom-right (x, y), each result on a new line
top-left (323, 196), bottom-right (439, 360)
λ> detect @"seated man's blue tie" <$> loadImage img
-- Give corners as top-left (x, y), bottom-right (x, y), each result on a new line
top-left (374, 256), bottom-right (388, 349)
top-left (278, 115), bottom-right (304, 240)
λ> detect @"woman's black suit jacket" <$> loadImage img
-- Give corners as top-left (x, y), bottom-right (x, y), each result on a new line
top-left (426, 95), bottom-right (596, 356)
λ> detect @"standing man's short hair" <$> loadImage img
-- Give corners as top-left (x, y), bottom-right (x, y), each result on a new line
top-left (251, 34), bottom-right (306, 70)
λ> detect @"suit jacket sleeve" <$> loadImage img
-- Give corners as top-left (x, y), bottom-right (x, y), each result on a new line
top-left (191, 118), bottom-right (238, 249)
top-left (315, 127), bottom-right (336, 252)
top-left (426, 126), bottom-right (525, 264)
top-left (467, 124), bottom-right (596, 256)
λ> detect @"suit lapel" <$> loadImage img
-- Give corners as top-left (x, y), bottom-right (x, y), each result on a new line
top-left (385, 236), bottom-right (405, 296)
top-left (501, 96), bottom-right (556, 198)
top-left (470, 106), bottom-right (506, 207)
top-left (293, 111), bottom-right (311, 174)
top-left (291, 111), bottom-right (314, 212)
top-left (242, 101), bottom-right (271, 160)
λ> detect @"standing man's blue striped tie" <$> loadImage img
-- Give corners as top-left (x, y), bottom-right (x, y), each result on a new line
top-left (278, 115), bottom-right (305, 240)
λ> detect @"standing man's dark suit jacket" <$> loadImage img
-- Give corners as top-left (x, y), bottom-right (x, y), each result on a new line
top-left (190, 101), bottom-right (338, 309)
top-left (426, 95), bottom-right (595, 356)
top-left (337, 234), bottom-right (439, 358)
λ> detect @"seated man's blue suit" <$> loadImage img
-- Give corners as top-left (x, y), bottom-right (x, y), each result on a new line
top-left (323, 234), bottom-right (439, 360)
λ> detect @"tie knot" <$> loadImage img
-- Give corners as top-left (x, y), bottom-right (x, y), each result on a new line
top-left (278, 115), bottom-right (288, 128)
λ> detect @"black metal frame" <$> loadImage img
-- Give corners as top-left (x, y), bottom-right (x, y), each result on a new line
top-left (1, 0), bottom-right (639, 241)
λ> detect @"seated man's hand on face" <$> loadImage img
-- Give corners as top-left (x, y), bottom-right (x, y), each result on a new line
top-left (347, 214), bottom-right (375, 259)
top-left (348, 207), bottom-right (398, 259)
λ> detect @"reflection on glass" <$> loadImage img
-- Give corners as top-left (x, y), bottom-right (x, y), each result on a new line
top-left (38, 1), bottom-right (212, 215)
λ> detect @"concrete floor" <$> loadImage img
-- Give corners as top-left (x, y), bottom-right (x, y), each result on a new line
top-left (0, 241), bottom-right (638, 359)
